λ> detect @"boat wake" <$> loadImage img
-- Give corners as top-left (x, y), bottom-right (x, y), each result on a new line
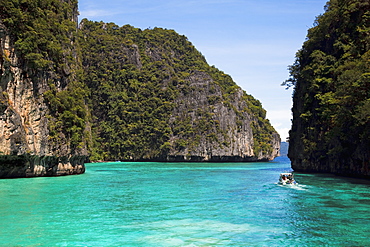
top-left (276, 183), bottom-right (307, 190)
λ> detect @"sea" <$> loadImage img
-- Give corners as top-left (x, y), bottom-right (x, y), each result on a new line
top-left (1, 156), bottom-right (369, 246)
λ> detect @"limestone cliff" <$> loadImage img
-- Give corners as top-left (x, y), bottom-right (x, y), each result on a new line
top-left (0, 21), bottom-right (49, 156)
top-left (168, 71), bottom-right (280, 161)
top-left (0, 0), bottom-right (87, 177)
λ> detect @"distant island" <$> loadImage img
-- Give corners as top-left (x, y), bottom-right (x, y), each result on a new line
top-left (279, 142), bottom-right (288, 157)
top-left (0, 0), bottom-right (280, 177)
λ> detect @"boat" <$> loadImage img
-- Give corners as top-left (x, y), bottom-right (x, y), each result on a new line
top-left (279, 172), bottom-right (297, 185)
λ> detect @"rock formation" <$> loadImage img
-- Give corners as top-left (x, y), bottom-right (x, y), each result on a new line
top-left (168, 71), bottom-right (280, 161)
top-left (0, 1), bottom-right (87, 177)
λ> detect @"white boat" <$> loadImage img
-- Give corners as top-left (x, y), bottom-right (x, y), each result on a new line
top-left (279, 172), bottom-right (298, 185)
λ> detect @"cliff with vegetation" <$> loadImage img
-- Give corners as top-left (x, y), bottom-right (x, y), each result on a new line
top-left (0, 0), bottom-right (89, 177)
top-left (0, 0), bottom-right (280, 177)
top-left (285, 0), bottom-right (370, 177)
top-left (79, 21), bottom-right (280, 162)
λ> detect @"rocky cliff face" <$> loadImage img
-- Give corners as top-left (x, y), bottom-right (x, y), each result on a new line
top-left (168, 71), bottom-right (280, 161)
top-left (0, 21), bottom-right (50, 156)
top-left (0, 1), bottom-right (87, 177)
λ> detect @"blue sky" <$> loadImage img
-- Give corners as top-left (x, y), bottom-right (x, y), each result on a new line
top-left (78, 0), bottom-right (327, 141)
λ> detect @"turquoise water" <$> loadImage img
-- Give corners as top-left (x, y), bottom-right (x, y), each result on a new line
top-left (1, 156), bottom-right (370, 246)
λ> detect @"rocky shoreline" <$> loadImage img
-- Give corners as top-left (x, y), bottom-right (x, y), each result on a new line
top-left (0, 155), bottom-right (86, 178)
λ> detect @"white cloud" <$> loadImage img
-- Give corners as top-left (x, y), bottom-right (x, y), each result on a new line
top-left (276, 127), bottom-right (291, 142)
top-left (80, 9), bottom-right (113, 18)
top-left (267, 110), bottom-right (292, 121)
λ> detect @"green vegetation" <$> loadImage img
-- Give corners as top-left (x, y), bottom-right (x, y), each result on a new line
top-left (79, 22), bottom-right (180, 160)
top-left (0, 0), bottom-right (78, 71)
top-left (285, 0), bottom-right (370, 169)
top-left (44, 79), bottom-right (90, 151)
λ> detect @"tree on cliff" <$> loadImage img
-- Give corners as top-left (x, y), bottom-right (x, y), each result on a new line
top-left (285, 0), bottom-right (370, 176)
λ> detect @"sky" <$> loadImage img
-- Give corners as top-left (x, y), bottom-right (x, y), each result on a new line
top-left (78, 0), bottom-right (327, 141)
